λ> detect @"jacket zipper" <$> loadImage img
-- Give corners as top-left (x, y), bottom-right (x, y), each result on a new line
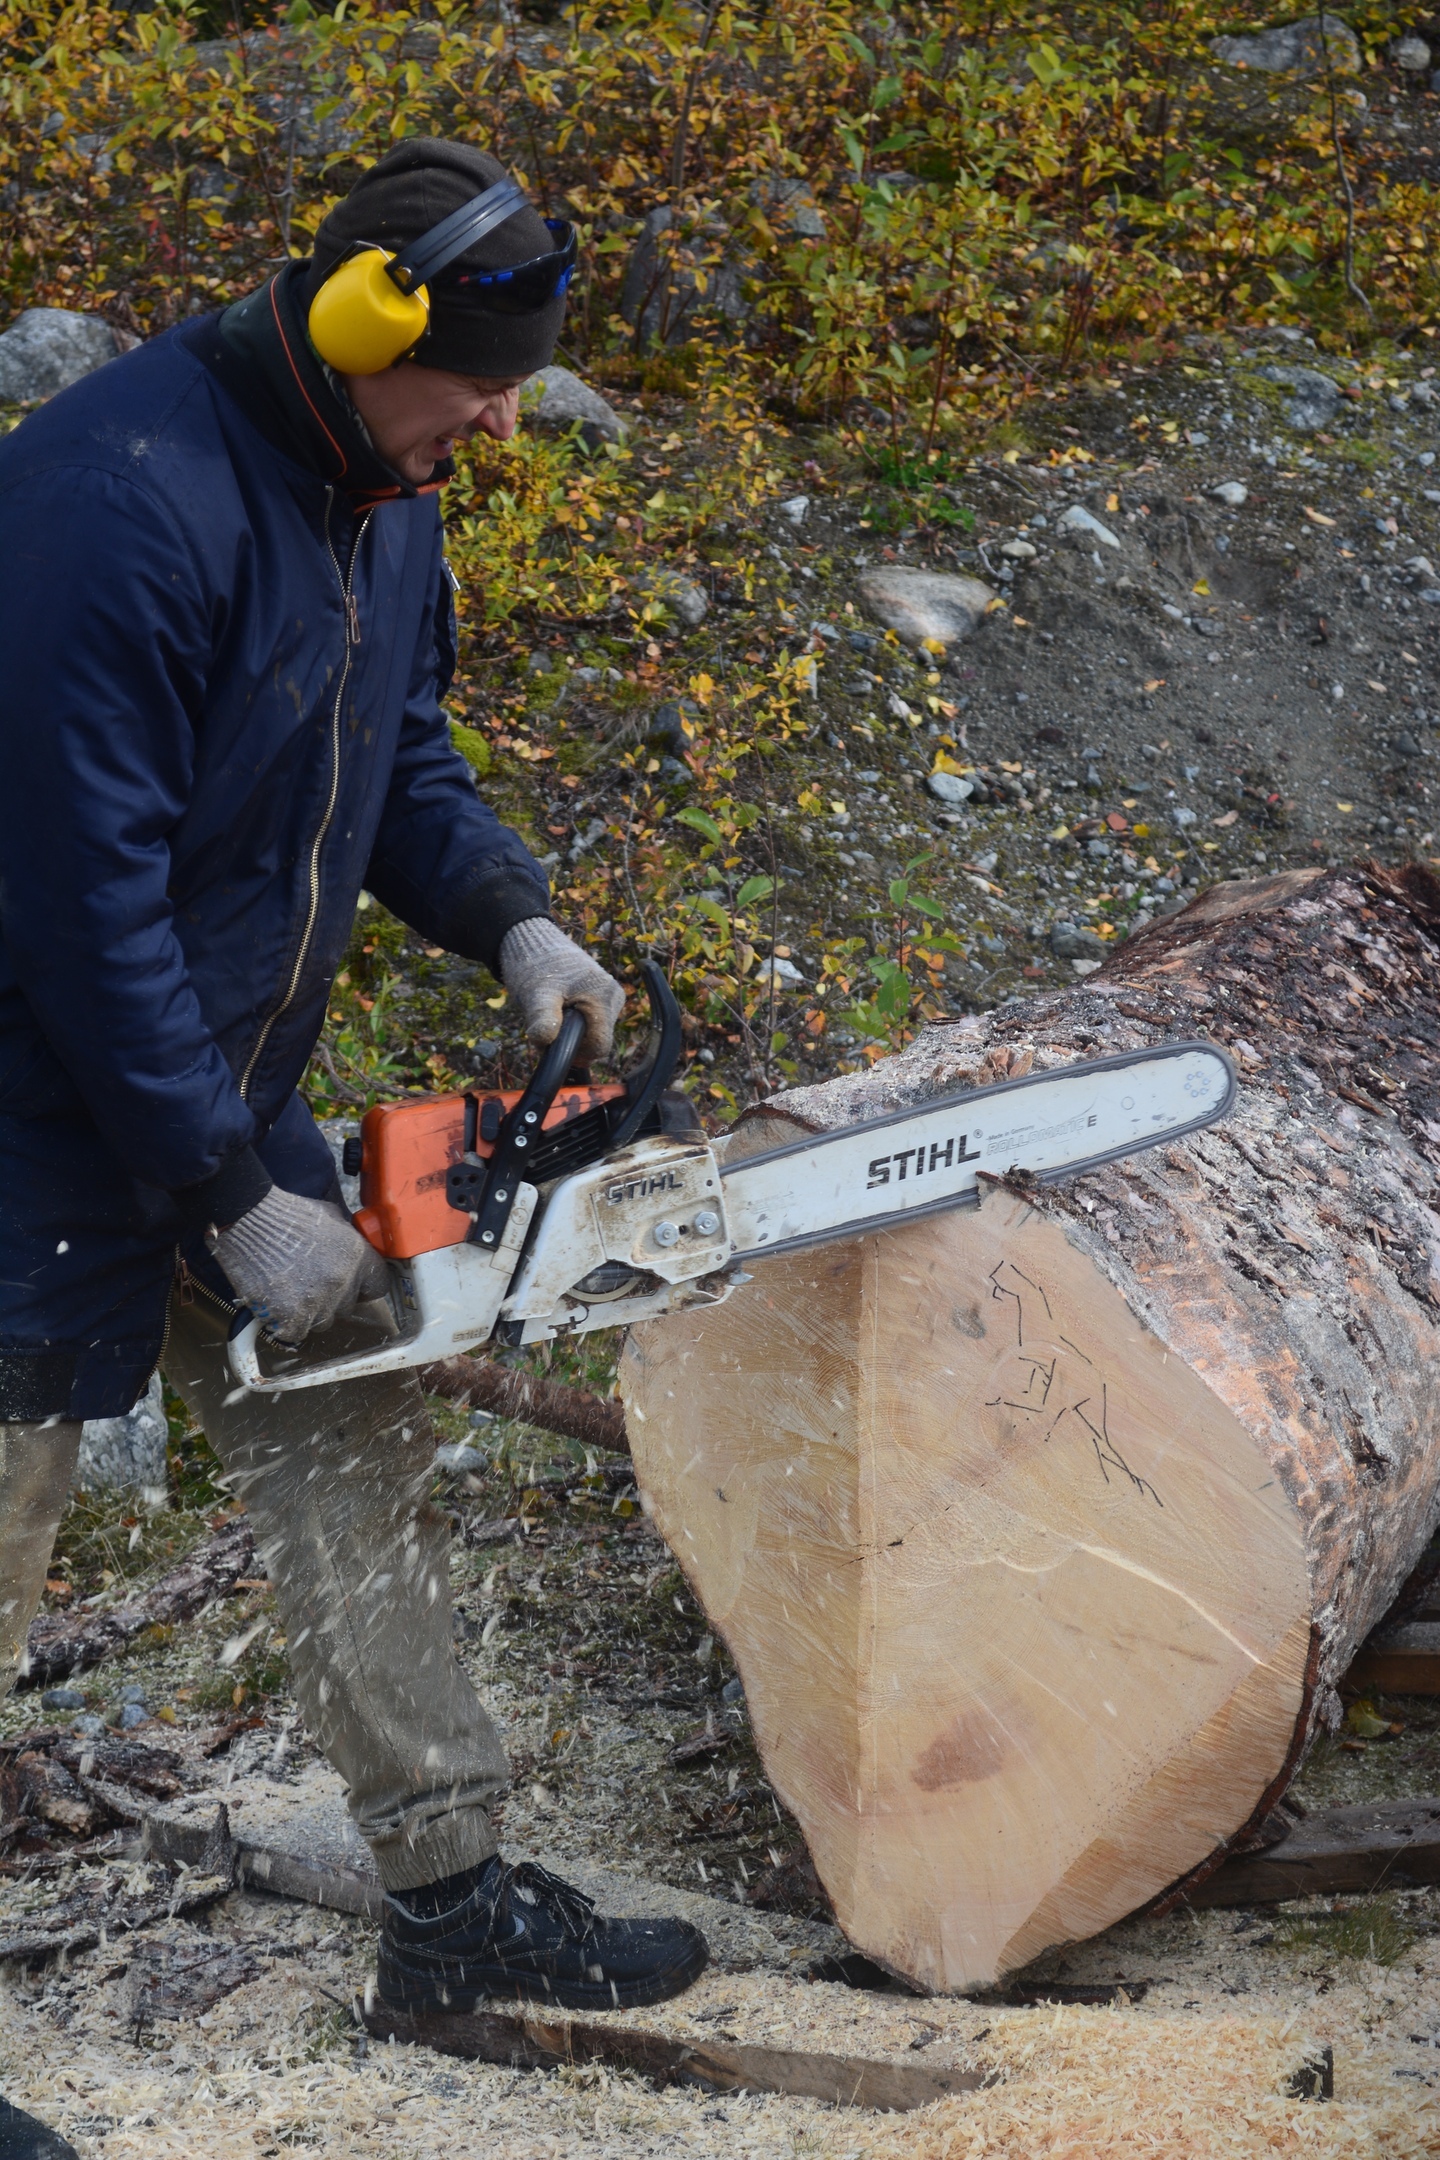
top-left (239, 490), bottom-right (369, 1103)
top-left (175, 1256), bottom-right (241, 1324)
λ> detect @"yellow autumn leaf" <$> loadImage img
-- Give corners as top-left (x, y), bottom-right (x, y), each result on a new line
top-left (1105, 492), bottom-right (1119, 513)
top-left (1192, 579), bottom-right (1210, 597)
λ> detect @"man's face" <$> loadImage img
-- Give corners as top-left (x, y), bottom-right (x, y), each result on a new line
top-left (343, 361), bottom-right (528, 483)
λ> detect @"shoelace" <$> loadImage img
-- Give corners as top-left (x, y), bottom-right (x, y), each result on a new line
top-left (491, 1859), bottom-right (599, 1945)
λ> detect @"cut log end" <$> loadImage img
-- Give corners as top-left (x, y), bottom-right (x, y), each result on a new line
top-left (624, 1189), bottom-right (1313, 1991)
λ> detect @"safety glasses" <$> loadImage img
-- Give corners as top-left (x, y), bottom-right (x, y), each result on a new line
top-left (448, 219), bottom-right (578, 315)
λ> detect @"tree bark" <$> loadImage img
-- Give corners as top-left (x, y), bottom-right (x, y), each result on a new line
top-left (22, 1517), bottom-right (255, 1689)
top-left (620, 864), bottom-right (1440, 1993)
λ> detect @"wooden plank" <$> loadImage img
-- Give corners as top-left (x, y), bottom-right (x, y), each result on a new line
top-left (142, 1806), bottom-right (382, 1920)
top-left (1190, 1797), bottom-right (1440, 1906)
top-left (359, 1995), bottom-right (993, 2112)
top-left (1347, 1622), bottom-right (1440, 1695)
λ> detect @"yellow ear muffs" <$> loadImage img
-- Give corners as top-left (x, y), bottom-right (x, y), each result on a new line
top-left (307, 247), bottom-right (431, 375)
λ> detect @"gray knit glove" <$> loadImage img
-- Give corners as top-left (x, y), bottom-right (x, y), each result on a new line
top-left (499, 917), bottom-right (625, 1063)
top-left (211, 1188), bottom-right (391, 1346)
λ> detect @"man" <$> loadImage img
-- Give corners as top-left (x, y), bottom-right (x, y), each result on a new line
top-left (0, 135), bottom-right (705, 2152)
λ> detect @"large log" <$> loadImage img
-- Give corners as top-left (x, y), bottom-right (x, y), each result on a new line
top-left (620, 864), bottom-right (1440, 1993)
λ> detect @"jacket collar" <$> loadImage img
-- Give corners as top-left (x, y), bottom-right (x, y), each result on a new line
top-left (185, 260), bottom-right (452, 509)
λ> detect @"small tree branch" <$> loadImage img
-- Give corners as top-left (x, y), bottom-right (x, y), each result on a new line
top-left (670, 0), bottom-right (726, 193)
top-left (1317, 7), bottom-right (1371, 318)
top-left (420, 1357), bottom-right (630, 1455)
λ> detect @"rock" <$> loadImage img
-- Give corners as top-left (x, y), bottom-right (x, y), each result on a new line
top-left (0, 307), bottom-right (122, 404)
top-left (1172, 806), bottom-right (1198, 829)
top-left (434, 1443), bottom-right (486, 1474)
top-left (1001, 538), bottom-right (1037, 560)
top-left (1412, 380), bottom-right (1438, 410)
top-left (855, 568), bottom-right (995, 656)
top-left (1256, 363), bottom-right (1340, 433)
top-left (114, 1702), bottom-right (149, 1732)
top-left (1071, 958), bottom-right (1104, 978)
top-left (76, 1372), bottom-right (168, 1503)
top-left (620, 205), bottom-right (746, 347)
top-left (778, 495), bottom-right (810, 526)
top-left (1392, 731), bottom-right (1422, 759)
top-left (758, 176), bottom-right (826, 238)
top-left (521, 365), bottom-right (626, 447)
top-left (1211, 481), bottom-right (1249, 507)
top-left (1211, 13), bottom-right (1359, 74)
top-left (926, 771), bottom-right (974, 807)
top-left (40, 1688), bottom-right (85, 1712)
top-left (1050, 924), bottom-right (1107, 960)
top-left (1057, 503), bottom-right (1121, 548)
top-left (1394, 33), bottom-right (1431, 70)
top-left (649, 699), bottom-right (698, 755)
top-left (632, 566), bottom-right (708, 630)
top-left (886, 690), bottom-right (916, 722)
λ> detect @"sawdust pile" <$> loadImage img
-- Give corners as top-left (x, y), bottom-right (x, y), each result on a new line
top-left (6, 1970), bottom-right (1437, 2159)
top-left (868, 2008), bottom-right (1433, 2160)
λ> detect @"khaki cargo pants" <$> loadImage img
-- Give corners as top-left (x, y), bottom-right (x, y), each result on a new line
top-left (0, 1292), bottom-right (508, 1891)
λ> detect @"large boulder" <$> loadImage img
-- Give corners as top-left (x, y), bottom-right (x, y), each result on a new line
top-left (0, 308), bottom-right (121, 404)
top-left (522, 364), bottom-right (627, 447)
top-left (1211, 13), bottom-right (1360, 74)
top-left (856, 567), bottom-right (995, 657)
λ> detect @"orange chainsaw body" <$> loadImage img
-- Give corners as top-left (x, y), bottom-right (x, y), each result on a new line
top-left (352, 1084), bottom-right (626, 1260)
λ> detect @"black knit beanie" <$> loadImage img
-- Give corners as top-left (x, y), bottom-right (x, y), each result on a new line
top-left (305, 137), bottom-right (568, 377)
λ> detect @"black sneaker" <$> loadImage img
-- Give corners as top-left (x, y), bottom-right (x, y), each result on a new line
top-left (377, 1856), bottom-right (708, 2014)
top-left (0, 2097), bottom-right (78, 2159)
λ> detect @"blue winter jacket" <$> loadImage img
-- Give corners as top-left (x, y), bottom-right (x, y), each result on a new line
top-left (0, 266), bottom-right (548, 1418)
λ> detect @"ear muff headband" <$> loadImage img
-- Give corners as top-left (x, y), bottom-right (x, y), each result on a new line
top-left (307, 176), bottom-right (533, 375)
top-left (389, 178), bottom-right (530, 293)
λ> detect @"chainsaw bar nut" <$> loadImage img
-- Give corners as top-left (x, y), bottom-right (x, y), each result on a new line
top-left (693, 1209), bottom-right (721, 1236)
top-left (652, 1221), bottom-right (681, 1248)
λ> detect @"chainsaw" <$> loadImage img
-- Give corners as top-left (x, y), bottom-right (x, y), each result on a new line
top-left (227, 960), bottom-right (1236, 1394)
